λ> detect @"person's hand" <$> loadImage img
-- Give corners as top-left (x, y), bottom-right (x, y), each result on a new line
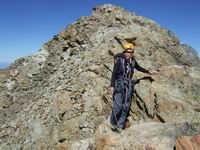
top-left (148, 69), bottom-right (158, 75)
top-left (108, 87), bottom-right (114, 94)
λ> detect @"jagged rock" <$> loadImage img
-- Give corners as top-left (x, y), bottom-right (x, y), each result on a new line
top-left (178, 44), bottom-right (200, 67)
top-left (3, 78), bottom-right (15, 90)
top-left (93, 121), bottom-right (200, 150)
top-left (0, 4), bottom-right (200, 150)
top-left (176, 135), bottom-right (200, 150)
top-left (10, 69), bottom-right (19, 77)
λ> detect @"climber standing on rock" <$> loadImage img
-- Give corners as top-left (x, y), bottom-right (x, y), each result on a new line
top-left (109, 41), bottom-right (156, 133)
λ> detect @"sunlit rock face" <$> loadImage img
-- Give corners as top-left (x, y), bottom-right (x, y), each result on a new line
top-left (0, 4), bottom-right (199, 150)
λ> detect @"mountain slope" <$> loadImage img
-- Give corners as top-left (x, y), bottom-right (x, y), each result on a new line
top-left (0, 4), bottom-right (200, 150)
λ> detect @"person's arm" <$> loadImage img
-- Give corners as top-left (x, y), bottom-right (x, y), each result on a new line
top-left (110, 57), bottom-right (120, 87)
top-left (135, 59), bottom-right (149, 73)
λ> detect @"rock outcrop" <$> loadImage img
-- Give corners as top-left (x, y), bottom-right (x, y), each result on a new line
top-left (0, 4), bottom-right (200, 150)
top-left (176, 134), bottom-right (200, 150)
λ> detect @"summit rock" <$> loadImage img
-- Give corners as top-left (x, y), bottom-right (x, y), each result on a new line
top-left (0, 4), bottom-right (200, 150)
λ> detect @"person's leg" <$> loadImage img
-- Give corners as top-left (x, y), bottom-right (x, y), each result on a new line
top-left (117, 104), bottom-right (127, 129)
top-left (110, 92), bottom-right (123, 126)
top-left (126, 82), bottom-right (134, 116)
top-left (117, 82), bottom-right (133, 129)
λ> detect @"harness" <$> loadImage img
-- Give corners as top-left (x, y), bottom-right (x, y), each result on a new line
top-left (113, 56), bottom-right (135, 107)
top-left (112, 55), bottom-right (135, 123)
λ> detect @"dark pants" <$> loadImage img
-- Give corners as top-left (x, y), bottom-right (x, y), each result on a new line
top-left (110, 78), bottom-right (134, 129)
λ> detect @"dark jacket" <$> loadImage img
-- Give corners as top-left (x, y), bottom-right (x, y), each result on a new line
top-left (110, 53), bottom-right (149, 87)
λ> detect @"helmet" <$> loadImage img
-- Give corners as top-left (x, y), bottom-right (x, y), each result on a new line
top-left (123, 43), bottom-right (136, 52)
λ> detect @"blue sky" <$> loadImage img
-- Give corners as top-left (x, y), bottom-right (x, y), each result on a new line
top-left (0, 0), bottom-right (200, 63)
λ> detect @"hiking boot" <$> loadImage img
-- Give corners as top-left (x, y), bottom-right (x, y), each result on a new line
top-left (110, 124), bottom-right (117, 132)
top-left (116, 127), bottom-right (123, 133)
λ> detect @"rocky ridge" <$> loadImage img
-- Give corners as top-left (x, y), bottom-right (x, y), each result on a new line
top-left (0, 4), bottom-right (200, 150)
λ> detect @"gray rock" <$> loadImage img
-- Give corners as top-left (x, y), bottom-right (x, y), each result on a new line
top-left (178, 44), bottom-right (200, 66)
top-left (0, 4), bottom-right (200, 150)
top-left (10, 69), bottom-right (19, 77)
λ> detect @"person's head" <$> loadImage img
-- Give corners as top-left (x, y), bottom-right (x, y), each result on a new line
top-left (123, 43), bottom-right (135, 59)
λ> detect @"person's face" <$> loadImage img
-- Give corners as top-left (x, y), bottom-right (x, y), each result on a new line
top-left (123, 49), bottom-right (134, 59)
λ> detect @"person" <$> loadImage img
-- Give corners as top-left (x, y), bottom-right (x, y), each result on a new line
top-left (109, 42), bottom-right (156, 133)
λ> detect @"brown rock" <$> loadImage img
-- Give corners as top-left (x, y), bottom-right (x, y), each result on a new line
top-left (55, 143), bottom-right (68, 150)
top-left (1, 4), bottom-right (200, 149)
top-left (176, 135), bottom-right (200, 150)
